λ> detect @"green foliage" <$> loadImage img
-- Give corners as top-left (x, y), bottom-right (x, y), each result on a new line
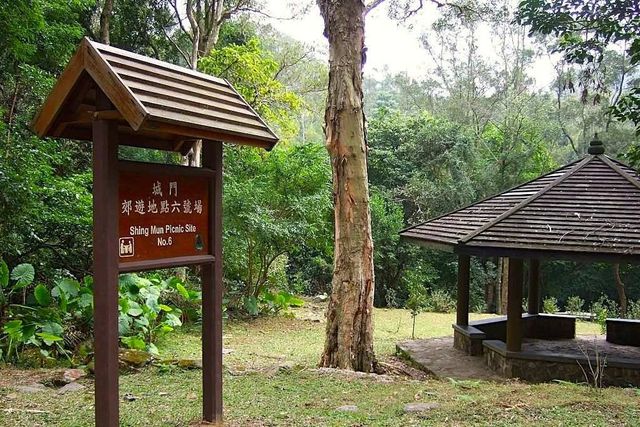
top-left (118, 274), bottom-right (193, 355)
top-left (199, 38), bottom-right (302, 141)
top-left (627, 300), bottom-right (640, 320)
top-left (368, 109), bottom-right (478, 221)
top-left (104, 0), bottom-right (179, 63)
top-left (0, 259), bottom-right (9, 288)
top-left (590, 295), bottom-right (619, 333)
top-left (426, 289), bottom-right (456, 314)
top-left (33, 284), bottom-right (52, 306)
top-left (405, 285), bottom-right (429, 317)
top-left (260, 290), bottom-right (304, 316)
top-left (223, 143), bottom-right (331, 313)
top-left (478, 121), bottom-right (557, 191)
top-left (469, 259), bottom-right (496, 313)
top-left (518, 0), bottom-right (640, 132)
top-left (0, 259), bottom-right (197, 362)
top-left (542, 296), bottom-right (559, 314)
top-left (0, 0), bottom-right (92, 73)
top-left (370, 187), bottom-right (416, 307)
top-left (397, 263), bottom-right (439, 309)
top-left (10, 263), bottom-right (35, 288)
top-left (0, 1), bottom-right (95, 280)
top-left (565, 295), bottom-right (585, 315)
top-left (0, 262), bottom-right (93, 364)
top-left (405, 282), bottom-right (429, 339)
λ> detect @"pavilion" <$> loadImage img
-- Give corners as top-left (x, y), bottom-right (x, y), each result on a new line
top-left (400, 138), bottom-right (640, 385)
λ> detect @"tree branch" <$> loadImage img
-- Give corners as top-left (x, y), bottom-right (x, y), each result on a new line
top-left (169, 0), bottom-right (193, 43)
top-left (99, 0), bottom-right (114, 45)
top-left (185, 0), bottom-right (201, 69)
top-left (393, 0), bottom-right (475, 20)
top-left (365, 0), bottom-right (387, 16)
top-left (161, 25), bottom-right (193, 67)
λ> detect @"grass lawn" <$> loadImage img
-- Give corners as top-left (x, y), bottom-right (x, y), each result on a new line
top-left (0, 308), bottom-right (634, 427)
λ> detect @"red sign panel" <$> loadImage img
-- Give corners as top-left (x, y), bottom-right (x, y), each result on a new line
top-left (118, 166), bottom-right (209, 263)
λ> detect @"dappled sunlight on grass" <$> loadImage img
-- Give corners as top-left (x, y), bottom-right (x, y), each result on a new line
top-left (1, 346), bottom-right (638, 426)
top-left (157, 308), bottom-right (603, 369)
top-left (575, 320), bottom-right (603, 336)
top-left (0, 308), bottom-right (637, 427)
top-left (157, 309), bottom-right (497, 367)
top-left (373, 309), bottom-right (496, 356)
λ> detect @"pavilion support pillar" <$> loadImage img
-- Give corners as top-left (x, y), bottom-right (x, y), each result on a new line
top-left (92, 92), bottom-right (120, 427)
top-left (527, 259), bottom-right (541, 315)
top-left (202, 142), bottom-right (223, 424)
top-left (506, 258), bottom-right (524, 352)
top-left (456, 254), bottom-right (471, 326)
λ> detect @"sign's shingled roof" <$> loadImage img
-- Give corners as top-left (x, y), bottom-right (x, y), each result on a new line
top-left (401, 149), bottom-right (640, 261)
top-left (32, 38), bottom-right (278, 152)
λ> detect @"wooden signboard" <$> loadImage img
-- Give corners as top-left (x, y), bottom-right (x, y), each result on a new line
top-left (118, 161), bottom-right (211, 268)
top-left (32, 39), bottom-right (278, 427)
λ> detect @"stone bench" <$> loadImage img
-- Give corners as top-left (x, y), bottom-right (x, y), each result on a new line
top-left (606, 318), bottom-right (640, 347)
top-left (453, 324), bottom-right (486, 356)
top-left (453, 314), bottom-right (576, 356)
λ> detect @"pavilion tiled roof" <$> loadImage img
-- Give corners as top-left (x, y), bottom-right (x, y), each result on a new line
top-left (401, 143), bottom-right (640, 261)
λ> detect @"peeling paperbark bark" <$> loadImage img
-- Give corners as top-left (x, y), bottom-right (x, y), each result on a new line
top-left (317, 0), bottom-right (376, 372)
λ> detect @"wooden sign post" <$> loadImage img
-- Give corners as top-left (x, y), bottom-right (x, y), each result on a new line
top-left (92, 94), bottom-right (223, 425)
top-left (32, 38), bottom-right (278, 426)
top-left (92, 95), bottom-right (120, 426)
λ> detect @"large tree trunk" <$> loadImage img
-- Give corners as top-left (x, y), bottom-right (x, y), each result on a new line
top-left (317, 0), bottom-right (376, 372)
top-left (613, 263), bottom-right (627, 318)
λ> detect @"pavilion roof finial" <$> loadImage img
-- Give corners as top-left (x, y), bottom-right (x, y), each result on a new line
top-left (588, 133), bottom-right (605, 155)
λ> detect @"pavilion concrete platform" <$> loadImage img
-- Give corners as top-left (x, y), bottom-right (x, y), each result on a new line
top-left (397, 335), bottom-right (640, 387)
top-left (483, 336), bottom-right (640, 387)
top-left (396, 337), bottom-right (504, 382)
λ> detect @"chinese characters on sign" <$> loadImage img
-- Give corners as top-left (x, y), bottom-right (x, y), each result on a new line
top-left (118, 169), bottom-right (209, 263)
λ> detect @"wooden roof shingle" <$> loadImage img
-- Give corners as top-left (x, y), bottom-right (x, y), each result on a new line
top-left (32, 38), bottom-right (278, 152)
top-left (401, 145), bottom-right (640, 262)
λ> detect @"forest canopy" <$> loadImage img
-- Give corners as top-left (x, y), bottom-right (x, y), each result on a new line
top-left (1, 0), bottom-right (639, 363)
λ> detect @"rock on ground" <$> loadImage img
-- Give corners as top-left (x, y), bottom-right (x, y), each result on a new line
top-left (119, 349), bottom-right (153, 369)
top-left (62, 368), bottom-right (86, 383)
top-left (57, 382), bottom-right (86, 394)
top-left (403, 402), bottom-right (440, 413)
top-left (15, 383), bottom-right (46, 393)
top-left (336, 405), bottom-right (358, 412)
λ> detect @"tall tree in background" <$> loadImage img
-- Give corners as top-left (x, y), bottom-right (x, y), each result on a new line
top-left (165, 0), bottom-right (255, 166)
top-left (100, 0), bottom-right (114, 44)
top-left (166, 0), bottom-right (254, 70)
top-left (317, 0), bottom-right (377, 372)
top-left (517, 0), bottom-right (640, 164)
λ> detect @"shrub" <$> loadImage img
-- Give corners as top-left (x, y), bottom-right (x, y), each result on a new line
top-left (118, 274), bottom-right (198, 355)
top-left (0, 259), bottom-right (196, 363)
top-left (542, 297), bottom-right (559, 314)
top-left (565, 296), bottom-right (585, 314)
top-left (0, 260), bottom-right (93, 364)
top-left (627, 300), bottom-right (640, 320)
top-left (590, 295), bottom-right (619, 334)
top-left (472, 301), bottom-right (486, 313)
top-left (405, 283), bottom-right (429, 339)
top-left (427, 289), bottom-right (456, 313)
